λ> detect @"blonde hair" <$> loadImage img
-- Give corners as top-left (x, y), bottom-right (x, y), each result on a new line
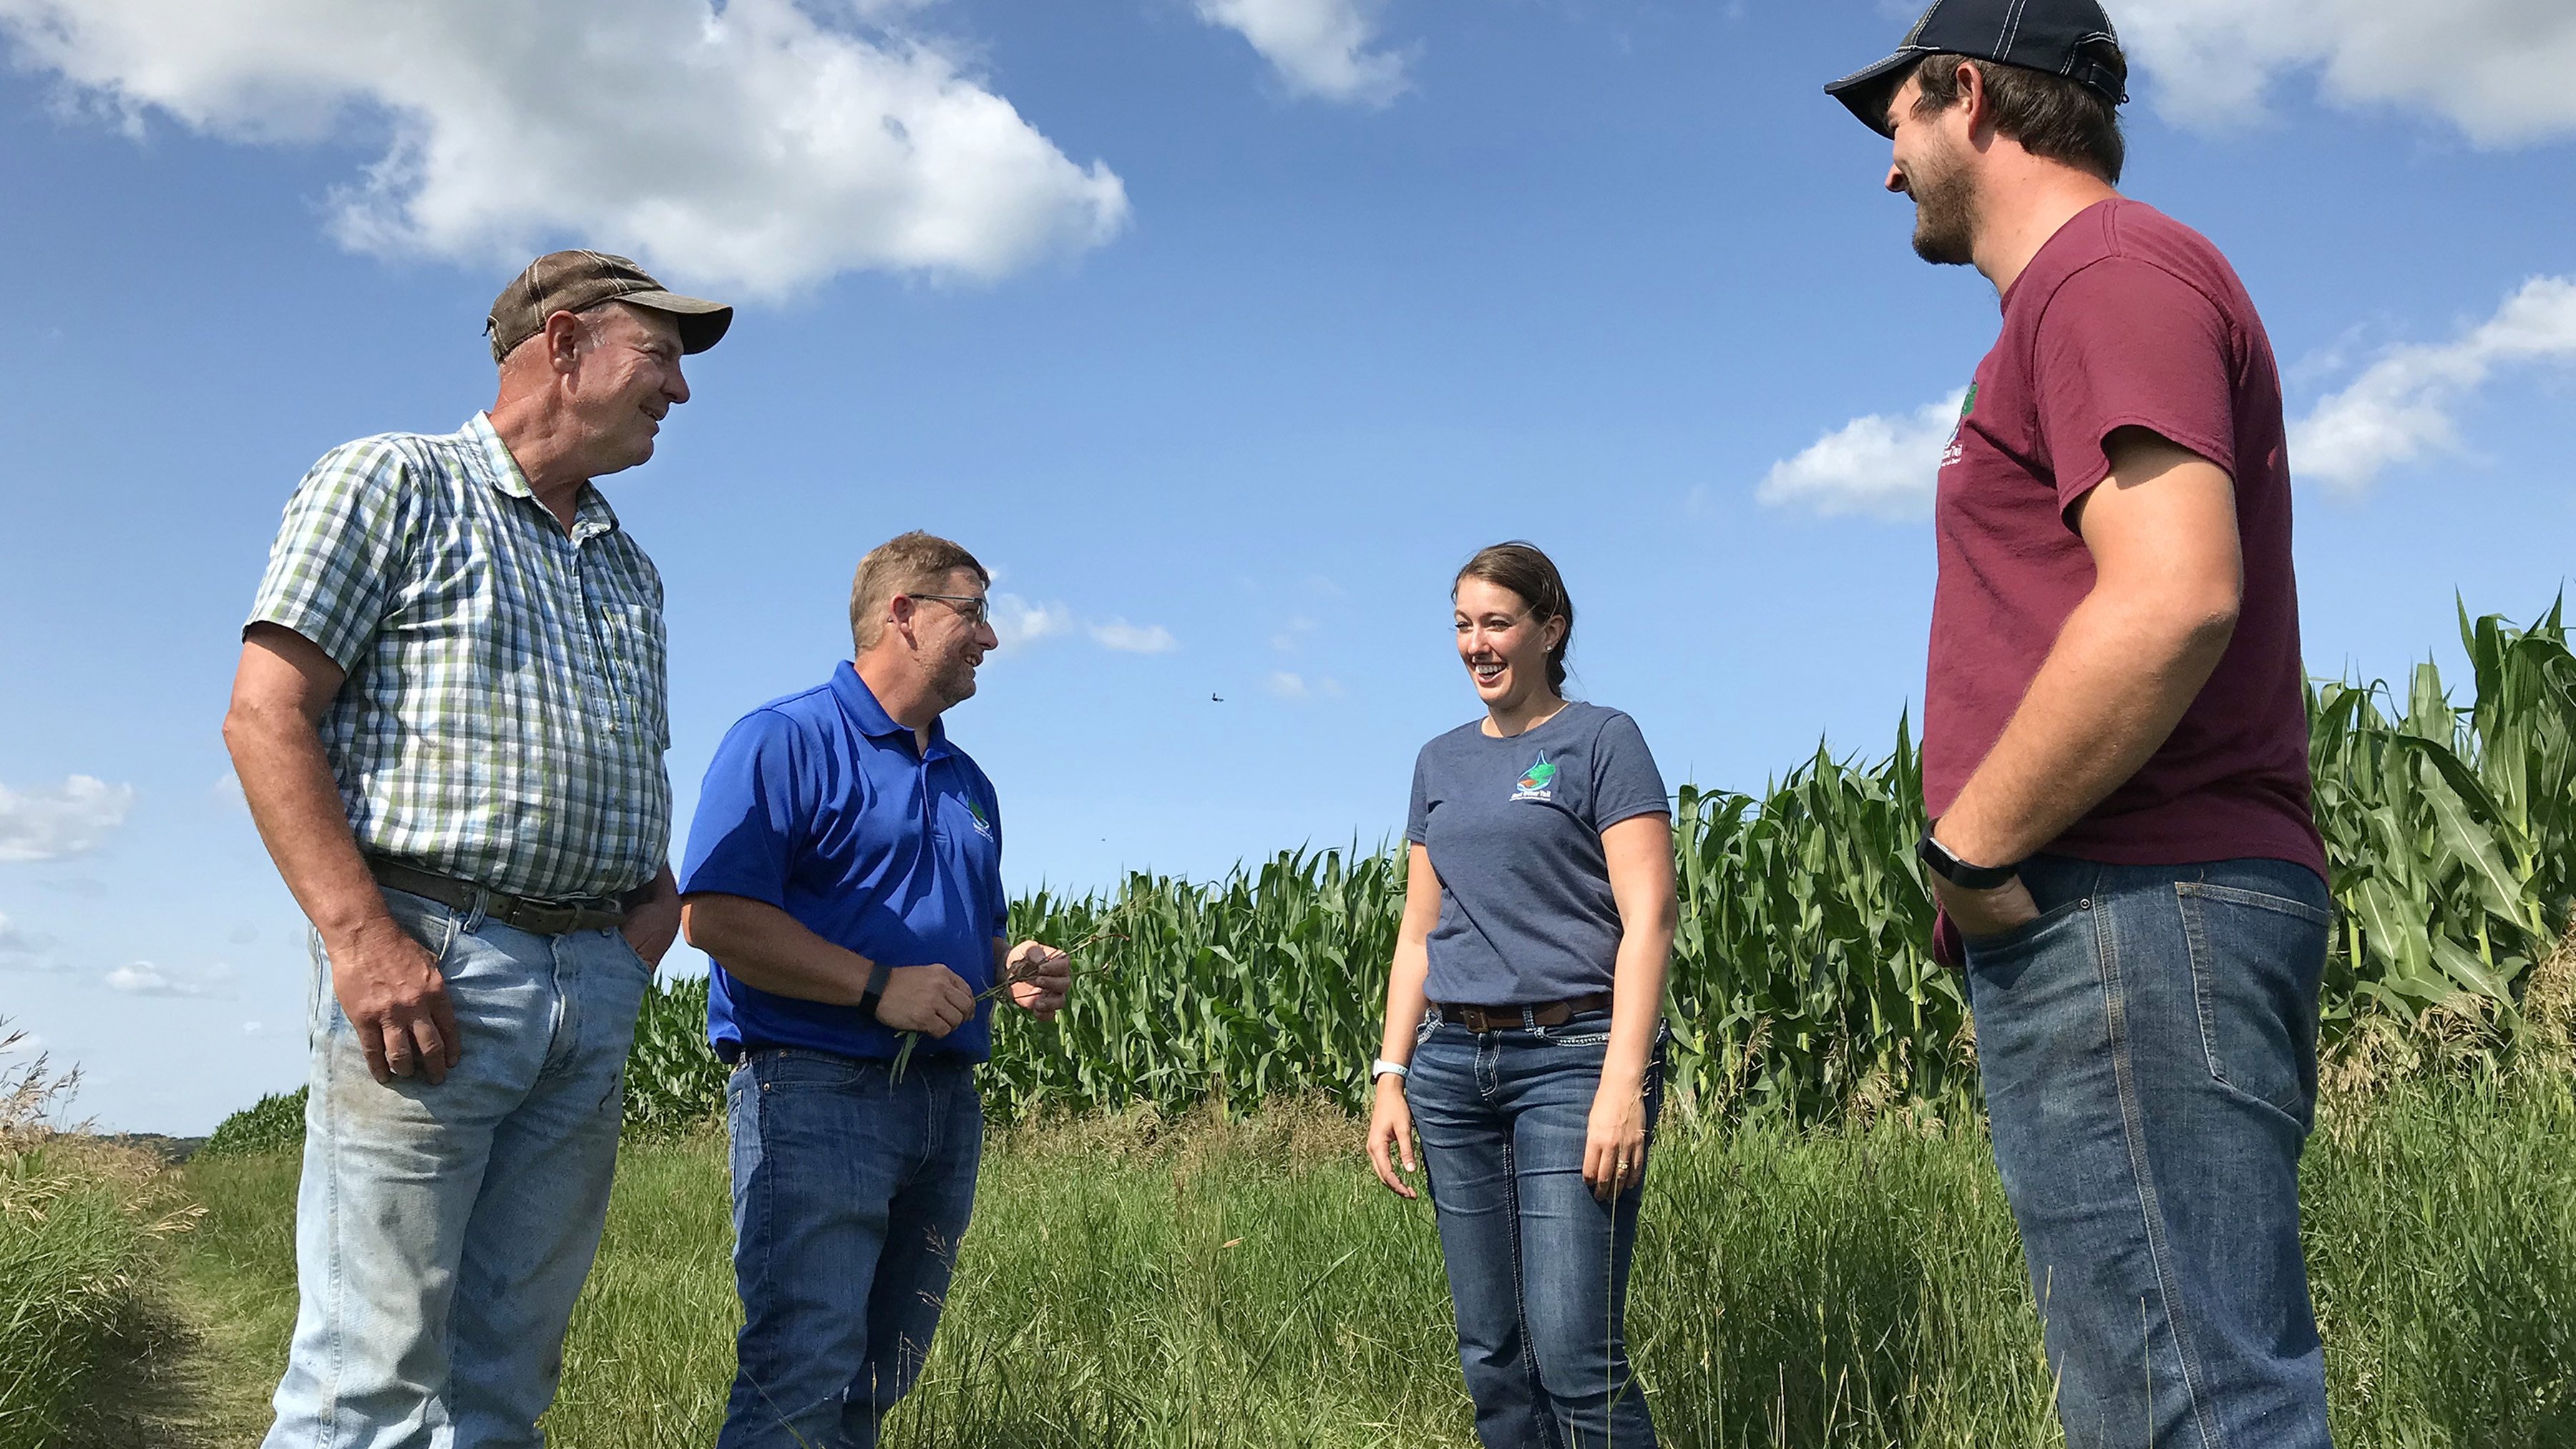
top-left (849, 531), bottom-right (990, 651)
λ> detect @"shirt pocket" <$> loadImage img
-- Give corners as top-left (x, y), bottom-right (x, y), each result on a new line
top-left (595, 601), bottom-right (670, 748)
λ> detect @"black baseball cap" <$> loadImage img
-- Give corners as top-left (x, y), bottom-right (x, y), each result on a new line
top-left (1825, 0), bottom-right (2129, 139)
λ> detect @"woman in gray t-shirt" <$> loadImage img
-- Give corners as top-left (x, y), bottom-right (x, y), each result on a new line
top-left (1364, 541), bottom-right (1676, 1448)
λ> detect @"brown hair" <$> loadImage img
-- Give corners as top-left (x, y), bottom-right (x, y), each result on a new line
top-left (1908, 49), bottom-right (2127, 184)
top-left (849, 530), bottom-right (990, 651)
top-left (1453, 541), bottom-right (1574, 696)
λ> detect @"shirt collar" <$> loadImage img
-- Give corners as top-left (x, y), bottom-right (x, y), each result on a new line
top-left (831, 663), bottom-right (956, 759)
top-left (466, 413), bottom-right (621, 543)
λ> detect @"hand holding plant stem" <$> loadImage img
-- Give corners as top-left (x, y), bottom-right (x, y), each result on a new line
top-left (889, 915), bottom-right (1128, 1079)
top-left (1000, 940), bottom-right (1073, 1021)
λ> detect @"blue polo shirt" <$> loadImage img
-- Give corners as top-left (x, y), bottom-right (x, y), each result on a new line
top-left (678, 663), bottom-right (1008, 1063)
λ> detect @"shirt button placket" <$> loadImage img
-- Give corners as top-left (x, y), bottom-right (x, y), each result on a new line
top-left (570, 538), bottom-right (621, 736)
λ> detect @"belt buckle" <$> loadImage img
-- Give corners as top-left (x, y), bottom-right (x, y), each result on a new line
top-left (1461, 1005), bottom-right (1497, 1033)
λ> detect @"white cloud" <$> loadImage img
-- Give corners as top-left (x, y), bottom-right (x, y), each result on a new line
top-left (982, 580), bottom-right (1179, 658)
top-left (1756, 388), bottom-right (1967, 522)
top-left (1089, 620), bottom-right (1179, 654)
top-left (0, 0), bottom-right (1129, 298)
top-left (0, 914), bottom-right (79, 979)
top-left (104, 960), bottom-right (235, 1000)
top-left (0, 776), bottom-right (137, 862)
top-left (2121, 0), bottom-right (2576, 145)
top-left (2293, 276), bottom-right (2576, 492)
top-left (242, 1020), bottom-right (264, 1036)
top-left (0, 913), bottom-right (60, 970)
top-left (1269, 615), bottom-right (1317, 653)
top-left (1266, 670), bottom-right (1343, 701)
top-left (1196, 0), bottom-right (1411, 107)
top-left (991, 593), bottom-right (1074, 650)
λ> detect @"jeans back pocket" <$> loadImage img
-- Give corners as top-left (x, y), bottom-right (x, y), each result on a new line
top-left (2175, 880), bottom-right (2329, 1126)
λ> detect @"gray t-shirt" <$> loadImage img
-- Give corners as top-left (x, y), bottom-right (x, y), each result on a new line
top-left (1405, 702), bottom-right (1670, 1005)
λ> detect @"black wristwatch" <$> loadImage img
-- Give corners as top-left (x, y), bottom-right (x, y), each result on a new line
top-left (856, 959), bottom-right (894, 1023)
top-left (1917, 823), bottom-right (2020, 891)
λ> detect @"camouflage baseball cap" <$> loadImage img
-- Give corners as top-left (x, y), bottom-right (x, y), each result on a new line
top-left (485, 250), bottom-right (732, 364)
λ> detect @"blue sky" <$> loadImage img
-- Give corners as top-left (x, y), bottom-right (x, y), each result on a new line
top-left (1, 0), bottom-right (2570, 1133)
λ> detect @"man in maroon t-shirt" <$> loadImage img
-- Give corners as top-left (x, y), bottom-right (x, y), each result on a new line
top-left (1825, 4), bottom-right (2333, 1448)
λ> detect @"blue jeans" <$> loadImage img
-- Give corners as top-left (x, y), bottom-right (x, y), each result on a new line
top-left (1966, 855), bottom-right (2333, 1449)
top-left (265, 887), bottom-right (651, 1449)
top-left (1407, 1010), bottom-right (1664, 1449)
top-left (719, 1048), bottom-right (983, 1449)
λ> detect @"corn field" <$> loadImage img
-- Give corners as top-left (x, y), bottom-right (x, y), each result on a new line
top-left (623, 601), bottom-right (2576, 1131)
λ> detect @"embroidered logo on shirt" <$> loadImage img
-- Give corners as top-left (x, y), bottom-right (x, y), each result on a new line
top-left (962, 798), bottom-right (994, 839)
top-left (1511, 753), bottom-right (1556, 802)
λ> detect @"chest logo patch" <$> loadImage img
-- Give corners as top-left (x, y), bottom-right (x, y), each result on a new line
top-left (962, 797), bottom-right (994, 840)
top-left (1511, 753), bottom-right (1556, 803)
top-left (1939, 381), bottom-right (1976, 472)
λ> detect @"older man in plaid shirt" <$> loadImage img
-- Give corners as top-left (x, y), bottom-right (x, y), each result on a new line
top-left (223, 252), bottom-right (729, 1448)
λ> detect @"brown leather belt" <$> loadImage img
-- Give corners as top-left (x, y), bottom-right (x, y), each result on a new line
top-left (366, 857), bottom-right (625, 936)
top-left (1434, 992), bottom-right (1616, 1034)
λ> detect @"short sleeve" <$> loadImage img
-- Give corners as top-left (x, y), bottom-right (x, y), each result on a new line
top-left (2031, 258), bottom-right (2240, 514)
top-left (245, 439), bottom-right (416, 672)
top-left (677, 711), bottom-right (812, 908)
top-left (1405, 748), bottom-right (1435, 846)
top-left (1588, 712), bottom-right (1669, 832)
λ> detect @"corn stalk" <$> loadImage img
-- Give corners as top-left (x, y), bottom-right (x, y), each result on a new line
top-left (615, 600), bottom-right (2576, 1131)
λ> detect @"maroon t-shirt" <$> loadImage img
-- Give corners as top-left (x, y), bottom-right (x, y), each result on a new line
top-left (1924, 198), bottom-right (2325, 882)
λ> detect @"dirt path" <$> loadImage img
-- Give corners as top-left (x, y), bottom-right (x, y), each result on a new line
top-left (52, 1151), bottom-right (297, 1449)
top-left (49, 1269), bottom-right (274, 1449)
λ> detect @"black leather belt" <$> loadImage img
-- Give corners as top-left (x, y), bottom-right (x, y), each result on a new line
top-left (366, 857), bottom-right (625, 936)
top-left (1434, 991), bottom-right (1616, 1033)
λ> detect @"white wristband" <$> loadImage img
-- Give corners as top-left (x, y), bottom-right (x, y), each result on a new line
top-left (1370, 1057), bottom-right (1410, 1082)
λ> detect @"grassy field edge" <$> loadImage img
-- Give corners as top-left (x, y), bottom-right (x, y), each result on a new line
top-left (155, 1073), bottom-right (2576, 1449)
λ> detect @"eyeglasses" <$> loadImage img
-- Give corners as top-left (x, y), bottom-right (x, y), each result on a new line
top-left (906, 592), bottom-right (992, 628)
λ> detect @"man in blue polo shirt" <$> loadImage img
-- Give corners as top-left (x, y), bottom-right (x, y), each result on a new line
top-left (678, 530), bottom-right (1070, 1449)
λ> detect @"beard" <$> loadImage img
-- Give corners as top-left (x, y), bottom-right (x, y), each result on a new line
top-left (930, 650), bottom-right (981, 712)
top-left (1906, 141), bottom-right (1979, 267)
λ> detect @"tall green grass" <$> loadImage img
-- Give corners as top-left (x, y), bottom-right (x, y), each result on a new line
top-left (0, 1028), bottom-right (197, 1449)
top-left (611, 601), bottom-right (2576, 1129)
top-left (175, 1072), bottom-right (2576, 1448)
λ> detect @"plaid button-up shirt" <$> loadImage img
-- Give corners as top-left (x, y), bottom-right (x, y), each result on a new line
top-left (248, 414), bottom-right (670, 902)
